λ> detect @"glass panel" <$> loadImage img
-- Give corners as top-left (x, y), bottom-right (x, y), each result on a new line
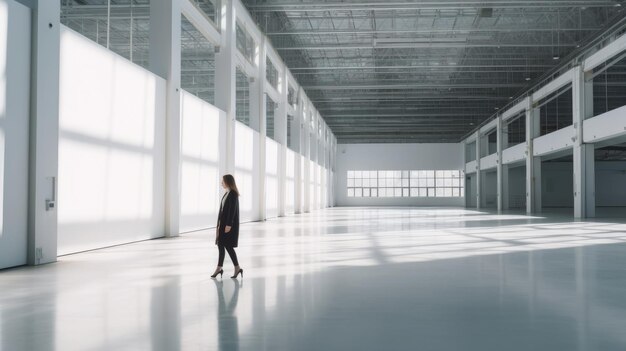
top-left (266, 97), bottom-right (276, 140)
top-left (236, 68), bottom-right (251, 127)
top-left (61, 0), bottom-right (151, 69)
top-left (236, 21), bottom-right (255, 63)
top-left (181, 15), bottom-right (216, 104)
top-left (190, 0), bottom-right (220, 25)
top-left (266, 58), bottom-right (279, 89)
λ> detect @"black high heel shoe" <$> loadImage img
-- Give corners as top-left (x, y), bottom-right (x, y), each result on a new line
top-left (231, 268), bottom-right (243, 279)
top-left (211, 269), bottom-right (224, 278)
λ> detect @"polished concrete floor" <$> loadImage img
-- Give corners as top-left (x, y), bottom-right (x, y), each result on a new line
top-left (2, 207), bottom-right (626, 351)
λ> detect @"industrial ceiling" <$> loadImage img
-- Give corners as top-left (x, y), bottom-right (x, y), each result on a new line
top-left (242, 0), bottom-right (626, 143)
top-left (60, 0), bottom-right (626, 144)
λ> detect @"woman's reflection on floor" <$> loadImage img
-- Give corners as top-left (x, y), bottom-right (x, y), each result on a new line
top-left (214, 279), bottom-right (241, 351)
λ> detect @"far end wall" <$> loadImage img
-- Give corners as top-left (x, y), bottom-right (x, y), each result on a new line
top-left (335, 143), bottom-right (464, 206)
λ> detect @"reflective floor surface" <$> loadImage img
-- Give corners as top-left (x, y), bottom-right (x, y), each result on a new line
top-left (2, 207), bottom-right (626, 351)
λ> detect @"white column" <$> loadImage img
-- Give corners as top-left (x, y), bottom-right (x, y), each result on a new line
top-left (475, 132), bottom-right (481, 209)
top-left (573, 66), bottom-right (595, 218)
top-left (215, 0), bottom-right (236, 174)
top-left (496, 116), bottom-right (507, 212)
top-left (150, 0), bottom-right (182, 237)
top-left (277, 70), bottom-right (288, 217)
top-left (526, 100), bottom-right (541, 214)
top-left (303, 103), bottom-right (311, 213)
top-left (254, 38), bottom-right (267, 221)
top-left (28, 0), bottom-right (60, 265)
top-left (293, 89), bottom-right (303, 214)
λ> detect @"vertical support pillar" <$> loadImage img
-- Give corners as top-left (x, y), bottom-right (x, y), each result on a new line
top-left (330, 132), bottom-right (337, 207)
top-left (475, 132), bottom-right (481, 210)
top-left (303, 101), bottom-right (311, 213)
top-left (28, 0), bottom-right (60, 265)
top-left (150, 0), bottom-right (182, 237)
top-left (277, 69), bottom-right (288, 217)
top-left (526, 99), bottom-right (542, 214)
top-left (253, 38), bottom-right (266, 221)
top-left (573, 66), bottom-right (595, 218)
top-left (294, 88), bottom-right (304, 214)
top-left (462, 142), bottom-right (468, 208)
top-left (215, 0), bottom-right (236, 174)
top-left (496, 116), bottom-right (509, 211)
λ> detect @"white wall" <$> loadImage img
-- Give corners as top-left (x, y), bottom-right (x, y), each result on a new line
top-left (234, 121), bottom-right (260, 222)
top-left (58, 27), bottom-right (166, 255)
top-left (285, 149), bottom-right (295, 214)
top-left (335, 143), bottom-right (464, 206)
top-left (179, 91), bottom-right (225, 233)
top-left (265, 138), bottom-right (279, 218)
top-left (0, 0), bottom-right (30, 269)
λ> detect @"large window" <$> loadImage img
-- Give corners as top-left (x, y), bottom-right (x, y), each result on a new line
top-left (288, 85), bottom-right (297, 108)
top-left (181, 15), bottom-right (215, 105)
top-left (266, 97), bottom-right (276, 141)
top-left (347, 170), bottom-right (464, 198)
top-left (236, 68), bottom-right (250, 126)
top-left (61, 0), bottom-right (151, 68)
top-left (266, 58), bottom-right (279, 89)
top-left (236, 21), bottom-right (255, 64)
top-left (189, 0), bottom-right (220, 26)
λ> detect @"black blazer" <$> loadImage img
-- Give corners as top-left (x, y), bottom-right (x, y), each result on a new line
top-left (217, 191), bottom-right (240, 247)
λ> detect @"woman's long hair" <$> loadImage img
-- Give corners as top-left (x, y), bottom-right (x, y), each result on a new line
top-left (222, 174), bottom-right (240, 196)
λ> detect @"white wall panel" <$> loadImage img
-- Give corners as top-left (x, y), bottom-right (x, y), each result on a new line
top-left (480, 154), bottom-right (498, 171)
top-left (316, 164), bottom-right (322, 209)
top-left (336, 143), bottom-right (464, 206)
top-left (265, 138), bottom-right (279, 219)
top-left (234, 121), bottom-right (259, 222)
top-left (179, 91), bottom-right (224, 233)
top-left (533, 125), bottom-right (575, 157)
top-left (0, 0), bottom-right (30, 269)
top-left (309, 162), bottom-right (315, 210)
top-left (300, 157), bottom-right (305, 211)
top-left (285, 149), bottom-right (295, 214)
top-left (583, 105), bottom-right (626, 144)
top-left (465, 160), bottom-right (478, 174)
top-left (502, 143), bottom-right (526, 165)
top-left (58, 27), bottom-right (166, 255)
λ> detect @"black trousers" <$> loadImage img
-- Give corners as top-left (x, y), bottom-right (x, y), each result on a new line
top-left (218, 244), bottom-right (239, 266)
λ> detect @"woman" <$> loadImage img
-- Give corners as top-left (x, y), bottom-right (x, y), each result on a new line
top-left (212, 174), bottom-right (243, 279)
